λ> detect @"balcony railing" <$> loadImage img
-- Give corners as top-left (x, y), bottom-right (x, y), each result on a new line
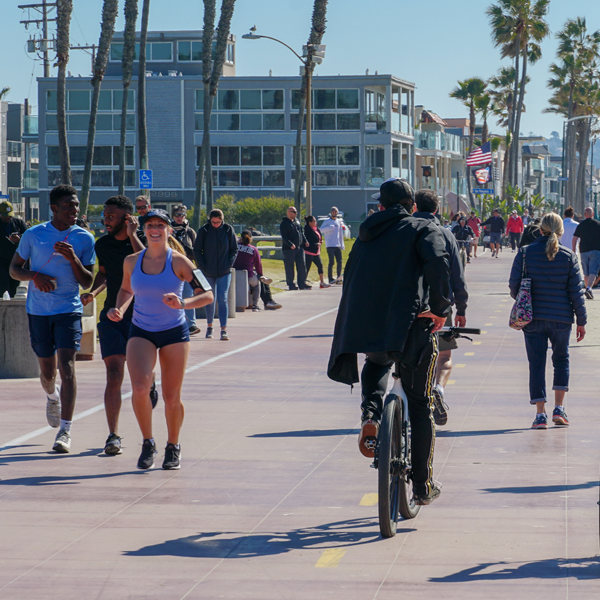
top-left (416, 131), bottom-right (462, 154)
top-left (23, 170), bottom-right (39, 190)
top-left (365, 112), bottom-right (386, 132)
top-left (23, 116), bottom-right (39, 136)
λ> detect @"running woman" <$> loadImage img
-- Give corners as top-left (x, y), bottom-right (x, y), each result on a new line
top-left (9, 185), bottom-right (96, 453)
top-left (108, 209), bottom-right (213, 470)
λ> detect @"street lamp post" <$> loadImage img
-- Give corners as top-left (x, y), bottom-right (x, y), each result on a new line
top-left (242, 29), bottom-right (325, 216)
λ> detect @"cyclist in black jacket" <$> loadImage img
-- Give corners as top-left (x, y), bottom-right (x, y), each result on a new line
top-left (453, 217), bottom-right (475, 263)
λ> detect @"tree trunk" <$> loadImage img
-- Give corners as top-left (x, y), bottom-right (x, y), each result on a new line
top-left (80, 0), bottom-right (118, 215)
top-left (509, 32), bottom-right (521, 187)
top-left (56, 0), bottom-right (73, 185)
top-left (575, 119), bottom-right (591, 213)
top-left (567, 120), bottom-right (578, 211)
top-left (565, 78), bottom-right (575, 208)
top-left (466, 99), bottom-right (476, 208)
top-left (118, 83), bottom-right (130, 195)
top-left (512, 46), bottom-right (527, 189)
top-left (138, 0), bottom-right (150, 185)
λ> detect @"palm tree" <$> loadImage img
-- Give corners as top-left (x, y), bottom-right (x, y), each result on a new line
top-left (55, 0), bottom-right (73, 185)
top-left (293, 0), bottom-right (329, 209)
top-left (193, 0), bottom-right (237, 229)
top-left (118, 0), bottom-right (139, 195)
top-left (0, 87), bottom-right (10, 100)
top-left (137, 0), bottom-right (150, 186)
top-left (474, 93), bottom-right (491, 144)
top-left (80, 0), bottom-right (119, 216)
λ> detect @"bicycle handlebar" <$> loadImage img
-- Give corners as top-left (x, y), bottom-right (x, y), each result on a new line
top-left (439, 326), bottom-right (481, 339)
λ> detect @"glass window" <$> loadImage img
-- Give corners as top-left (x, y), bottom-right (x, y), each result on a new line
top-left (313, 89), bottom-right (335, 110)
top-left (337, 89), bottom-right (359, 109)
top-left (68, 90), bottom-right (90, 111)
top-left (192, 41), bottom-right (202, 61)
top-left (113, 90), bottom-right (134, 111)
top-left (314, 146), bottom-right (336, 166)
top-left (262, 90), bottom-right (283, 110)
top-left (241, 171), bottom-right (262, 186)
top-left (93, 146), bottom-right (112, 166)
top-left (178, 41), bottom-right (191, 61)
top-left (290, 113), bottom-right (306, 131)
top-left (263, 113), bottom-right (284, 130)
top-left (46, 114), bottom-right (58, 131)
top-left (150, 42), bottom-right (172, 61)
top-left (67, 114), bottom-right (88, 131)
top-left (48, 171), bottom-right (61, 186)
top-left (337, 113), bottom-right (360, 130)
top-left (226, 43), bottom-right (235, 63)
top-left (218, 90), bottom-right (238, 110)
top-left (195, 113), bottom-right (217, 130)
top-left (366, 145), bottom-right (385, 186)
top-left (313, 114), bottom-right (336, 130)
top-left (47, 146), bottom-right (60, 166)
top-left (338, 170), bottom-right (361, 186)
top-left (338, 146), bottom-right (360, 166)
top-left (219, 170), bottom-right (240, 187)
top-left (314, 170), bottom-right (337, 186)
top-left (125, 170), bottom-right (136, 187)
top-left (71, 170), bottom-right (84, 186)
top-left (113, 145), bottom-right (134, 166)
top-left (113, 114), bottom-right (135, 131)
top-left (98, 90), bottom-right (111, 111)
top-left (219, 147), bottom-right (240, 166)
top-left (110, 42), bottom-right (124, 61)
top-left (47, 90), bottom-right (57, 111)
top-left (69, 147), bottom-right (87, 165)
top-left (291, 89), bottom-right (303, 110)
top-left (217, 113), bottom-right (239, 131)
top-left (92, 170), bottom-right (113, 186)
top-left (292, 146), bottom-right (306, 167)
top-left (240, 90), bottom-right (261, 110)
top-left (263, 170), bottom-right (285, 187)
top-left (263, 146), bottom-right (284, 166)
top-left (96, 114), bottom-right (113, 130)
top-left (241, 146), bottom-right (261, 166)
top-left (240, 113), bottom-right (262, 130)
top-left (210, 146), bottom-right (218, 166)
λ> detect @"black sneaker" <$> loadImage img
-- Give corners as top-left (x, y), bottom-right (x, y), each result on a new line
top-left (104, 432), bottom-right (123, 455)
top-left (149, 382), bottom-right (158, 409)
top-left (162, 443), bottom-right (181, 470)
top-left (137, 439), bottom-right (157, 470)
top-left (206, 326), bottom-right (214, 339)
top-left (189, 325), bottom-right (201, 336)
top-left (584, 288), bottom-right (594, 300)
top-left (432, 385), bottom-right (448, 426)
top-left (413, 480), bottom-right (442, 506)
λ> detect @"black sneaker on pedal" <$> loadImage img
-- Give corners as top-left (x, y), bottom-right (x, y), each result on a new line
top-left (432, 384), bottom-right (448, 426)
top-left (358, 419), bottom-right (379, 458)
top-left (137, 439), bottom-right (157, 470)
top-left (162, 443), bottom-right (181, 470)
top-left (413, 480), bottom-right (442, 506)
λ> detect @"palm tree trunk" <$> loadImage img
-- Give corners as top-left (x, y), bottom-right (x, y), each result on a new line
top-left (576, 119), bottom-right (591, 213)
top-left (56, 0), bottom-right (73, 185)
top-left (565, 78), bottom-right (575, 209)
top-left (80, 0), bottom-right (118, 216)
top-left (567, 120), bottom-right (578, 211)
top-left (138, 0), bottom-right (150, 179)
top-left (508, 33), bottom-right (521, 187)
top-left (512, 46), bottom-right (527, 189)
top-left (466, 99), bottom-right (476, 208)
top-left (502, 136), bottom-right (510, 200)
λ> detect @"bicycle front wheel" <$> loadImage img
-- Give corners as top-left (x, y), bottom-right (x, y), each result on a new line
top-left (378, 395), bottom-right (401, 538)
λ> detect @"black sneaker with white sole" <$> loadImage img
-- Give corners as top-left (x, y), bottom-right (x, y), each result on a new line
top-left (413, 480), bottom-right (442, 506)
top-left (137, 439), bottom-right (157, 470)
top-left (104, 432), bottom-right (123, 455)
top-left (432, 385), bottom-right (448, 426)
top-left (162, 443), bottom-right (181, 470)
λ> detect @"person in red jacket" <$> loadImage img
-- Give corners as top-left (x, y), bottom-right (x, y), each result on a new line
top-left (506, 210), bottom-right (524, 252)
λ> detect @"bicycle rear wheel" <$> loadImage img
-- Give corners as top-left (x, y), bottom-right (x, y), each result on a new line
top-left (378, 395), bottom-right (401, 538)
top-left (398, 415), bottom-right (420, 520)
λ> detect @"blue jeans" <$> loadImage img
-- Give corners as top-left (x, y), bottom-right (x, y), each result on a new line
top-left (205, 273), bottom-right (231, 328)
top-left (523, 319), bottom-right (571, 404)
top-left (182, 280), bottom-right (196, 328)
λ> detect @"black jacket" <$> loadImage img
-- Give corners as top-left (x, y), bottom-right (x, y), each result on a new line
top-left (414, 212), bottom-right (468, 316)
top-left (482, 215), bottom-right (505, 233)
top-left (328, 205), bottom-right (452, 385)
top-left (280, 217), bottom-right (306, 250)
top-left (172, 220), bottom-right (196, 261)
top-left (519, 223), bottom-right (542, 248)
top-left (303, 224), bottom-right (322, 255)
top-left (193, 221), bottom-right (238, 278)
top-left (453, 224), bottom-right (474, 242)
top-left (509, 236), bottom-right (586, 326)
top-left (0, 217), bottom-right (28, 264)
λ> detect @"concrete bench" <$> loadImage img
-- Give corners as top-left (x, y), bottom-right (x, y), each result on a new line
top-left (256, 236), bottom-right (283, 261)
top-left (77, 298), bottom-right (97, 361)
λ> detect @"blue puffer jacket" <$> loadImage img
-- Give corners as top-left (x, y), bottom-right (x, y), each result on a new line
top-left (508, 236), bottom-right (587, 326)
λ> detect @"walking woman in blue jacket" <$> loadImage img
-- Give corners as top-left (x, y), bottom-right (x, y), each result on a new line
top-left (509, 213), bottom-right (587, 430)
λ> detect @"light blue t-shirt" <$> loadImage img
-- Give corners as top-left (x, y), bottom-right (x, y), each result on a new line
top-left (17, 221), bottom-right (96, 316)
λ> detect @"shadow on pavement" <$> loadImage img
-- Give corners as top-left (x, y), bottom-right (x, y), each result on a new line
top-left (436, 428), bottom-right (527, 438)
top-left (288, 334), bottom-right (334, 338)
top-left (0, 448), bottom-right (102, 465)
top-left (248, 429), bottom-right (359, 438)
top-left (429, 556), bottom-right (600, 582)
top-left (124, 517), bottom-right (404, 559)
top-left (482, 481), bottom-right (599, 494)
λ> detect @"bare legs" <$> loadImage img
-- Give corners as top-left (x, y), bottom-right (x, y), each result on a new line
top-left (435, 350), bottom-right (452, 388)
top-left (535, 390), bottom-right (566, 415)
top-left (103, 354), bottom-right (126, 434)
top-left (38, 348), bottom-right (77, 420)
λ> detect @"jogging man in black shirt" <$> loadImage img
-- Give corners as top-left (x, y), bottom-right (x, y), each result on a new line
top-left (482, 209), bottom-right (505, 258)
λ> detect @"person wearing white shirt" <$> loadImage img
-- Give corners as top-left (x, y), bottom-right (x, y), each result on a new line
top-left (561, 206), bottom-right (579, 252)
top-left (320, 206), bottom-right (345, 284)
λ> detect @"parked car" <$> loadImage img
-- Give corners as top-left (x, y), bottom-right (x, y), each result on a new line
top-left (317, 214), bottom-right (351, 239)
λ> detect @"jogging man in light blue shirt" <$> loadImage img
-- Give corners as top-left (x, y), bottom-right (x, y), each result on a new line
top-left (10, 184), bottom-right (96, 454)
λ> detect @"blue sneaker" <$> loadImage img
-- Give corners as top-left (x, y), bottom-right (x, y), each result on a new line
top-left (532, 413), bottom-right (548, 429)
top-left (552, 406), bottom-right (569, 427)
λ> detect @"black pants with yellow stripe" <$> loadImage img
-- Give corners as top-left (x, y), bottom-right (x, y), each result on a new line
top-left (361, 335), bottom-right (438, 495)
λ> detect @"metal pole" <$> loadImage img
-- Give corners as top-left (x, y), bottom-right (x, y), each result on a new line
top-left (42, 0), bottom-right (49, 77)
top-left (306, 67), bottom-right (312, 217)
top-left (590, 135), bottom-right (594, 214)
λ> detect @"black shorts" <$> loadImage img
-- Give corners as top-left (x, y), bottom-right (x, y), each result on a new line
top-left (129, 323), bottom-right (190, 349)
top-left (27, 312), bottom-right (82, 358)
top-left (98, 312), bottom-right (131, 359)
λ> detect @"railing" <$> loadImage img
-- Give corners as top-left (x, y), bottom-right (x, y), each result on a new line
top-left (365, 112), bottom-right (386, 131)
top-left (23, 170), bottom-right (39, 190)
top-left (416, 131), bottom-right (462, 154)
top-left (23, 116), bottom-right (39, 136)
top-left (30, 144), bottom-right (39, 159)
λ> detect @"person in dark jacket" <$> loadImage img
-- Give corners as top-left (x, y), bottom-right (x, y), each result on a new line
top-left (453, 216), bottom-right (475, 263)
top-left (482, 209), bottom-right (505, 258)
top-left (193, 209), bottom-right (238, 341)
top-left (509, 213), bottom-right (586, 430)
top-left (328, 178), bottom-right (451, 506)
top-left (0, 200), bottom-right (28, 297)
top-left (304, 216), bottom-right (330, 289)
top-left (518, 217), bottom-right (542, 248)
top-left (414, 189), bottom-right (468, 427)
top-left (280, 206), bottom-right (310, 290)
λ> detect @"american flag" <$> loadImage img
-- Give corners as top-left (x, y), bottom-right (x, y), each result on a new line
top-left (466, 141), bottom-right (492, 166)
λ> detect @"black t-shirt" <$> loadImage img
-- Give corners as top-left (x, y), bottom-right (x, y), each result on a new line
top-left (95, 234), bottom-right (140, 319)
top-left (0, 217), bottom-right (28, 264)
top-left (573, 218), bottom-right (600, 253)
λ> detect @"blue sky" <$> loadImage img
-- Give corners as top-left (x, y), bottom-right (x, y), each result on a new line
top-left (2, 0), bottom-right (598, 137)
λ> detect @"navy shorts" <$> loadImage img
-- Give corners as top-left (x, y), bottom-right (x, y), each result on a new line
top-left (98, 312), bottom-right (131, 359)
top-left (27, 312), bottom-right (82, 358)
top-left (129, 323), bottom-right (190, 349)
top-left (489, 232), bottom-right (502, 244)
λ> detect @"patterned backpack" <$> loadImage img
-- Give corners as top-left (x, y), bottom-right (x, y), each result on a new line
top-left (509, 247), bottom-right (533, 330)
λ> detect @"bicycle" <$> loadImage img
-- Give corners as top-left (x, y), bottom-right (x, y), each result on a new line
top-left (456, 239), bottom-right (471, 269)
top-left (374, 326), bottom-right (481, 538)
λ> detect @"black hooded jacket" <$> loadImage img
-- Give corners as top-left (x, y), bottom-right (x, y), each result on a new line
top-left (327, 205), bottom-right (452, 386)
top-left (193, 221), bottom-right (238, 278)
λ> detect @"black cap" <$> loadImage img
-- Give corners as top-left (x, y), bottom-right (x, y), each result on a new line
top-left (379, 177), bottom-right (414, 208)
top-left (139, 209), bottom-right (171, 227)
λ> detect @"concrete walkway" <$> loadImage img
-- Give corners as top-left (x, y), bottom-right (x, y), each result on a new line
top-left (0, 250), bottom-right (598, 599)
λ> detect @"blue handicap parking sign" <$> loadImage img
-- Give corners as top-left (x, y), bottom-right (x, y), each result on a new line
top-left (139, 169), bottom-right (153, 189)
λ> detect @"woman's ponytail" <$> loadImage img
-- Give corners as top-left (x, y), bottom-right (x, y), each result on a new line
top-left (540, 213), bottom-right (564, 261)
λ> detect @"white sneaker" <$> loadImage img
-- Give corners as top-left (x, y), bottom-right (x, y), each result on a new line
top-left (52, 429), bottom-right (71, 453)
top-left (259, 275), bottom-right (273, 285)
top-left (46, 387), bottom-right (61, 428)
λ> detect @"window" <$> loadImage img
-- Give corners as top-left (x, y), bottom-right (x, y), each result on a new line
top-left (219, 170), bottom-right (240, 186)
top-left (67, 114), bottom-right (89, 131)
top-left (110, 42), bottom-right (140, 62)
top-left (47, 90), bottom-right (57, 111)
top-left (263, 146), bottom-right (284, 166)
top-left (263, 170), bottom-right (285, 187)
top-left (337, 113), bottom-right (360, 130)
top-left (241, 171), bottom-right (262, 186)
top-left (92, 170), bottom-right (113, 186)
top-left (338, 170), bottom-right (361, 186)
top-left (314, 146), bottom-right (337, 166)
top-left (113, 114), bottom-right (136, 131)
top-left (291, 90), bottom-right (303, 110)
top-left (98, 90), bottom-right (112, 111)
top-left (113, 90), bottom-right (134, 111)
top-left (192, 41), bottom-right (203, 61)
top-left (68, 90), bottom-right (90, 111)
top-left (149, 42), bottom-right (172, 61)
top-left (226, 43), bottom-right (235, 63)
top-left (195, 90), bottom-right (216, 110)
top-left (338, 146), bottom-right (359, 165)
top-left (263, 113), bottom-right (284, 130)
top-left (314, 170), bottom-right (337, 186)
top-left (290, 113), bottom-right (306, 131)
top-left (241, 146), bottom-right (261, 166)
top-left (217, 113), bottom-right (239, 131)
top-left (314, 114), bottom-right (336, 130)
top-left (366, 145), bottom-right (385, 186)
top-left (47, 146), bottom-right (60, 166)
top-left (195, 113), bottom-right (217, 130)
top-left (313, 89), bottom-right (335, 110)
top-left (262, 90), bottom-right (283, 110)
top-left (218, 90), bottom-right (238, 110)
top-left (178, 41), bottom-right (191, 61)
top-left (240, 113), bottom-right (262, 130)
top-left (240, 90), bottom-right (261, 110)
top-left (93, 146), bottom-right (112, 166)
top-left (219, 146), bottom-right (240, 166)
top-left (337, 89), bottom-right (359, 109)
top-left (46, 114), bottom-right (58, 131)
top-left (96, 114), bottom-right (113, 130)
top-left (113, 146), bottom-right (135, 166)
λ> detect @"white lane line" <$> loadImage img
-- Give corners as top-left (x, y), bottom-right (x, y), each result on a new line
top-left (0, 308), bottom-right (338, 450)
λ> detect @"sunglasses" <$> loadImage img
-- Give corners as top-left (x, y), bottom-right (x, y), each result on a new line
top-left (173, 213), bottom-right (186, 217)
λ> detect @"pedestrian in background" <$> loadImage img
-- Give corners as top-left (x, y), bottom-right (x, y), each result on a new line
top-left (571, 207), bottom-right (600, 300)
top-left (506, 210), bottom-right (524, 252)
top-left (466, 211), bottom-right (481, 258)
top-left (0, 200), bottom-right (28, 297)
top-left (482, 209), bottom-right (505, 258)
top-left (509, 213), bottom-right (586, 430)
top-left (194, 208), bottom-right (238, 340)
top-left (304, 216), bottom-right (330, 289)
top-left (233, 230), bottom-right (269, 311)
top-left (320, 206), bottom-right (345, 284)
top-left (280, 206), bottom-right (311, 290)
top-left (561, 206), bottom-right (579, 253)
